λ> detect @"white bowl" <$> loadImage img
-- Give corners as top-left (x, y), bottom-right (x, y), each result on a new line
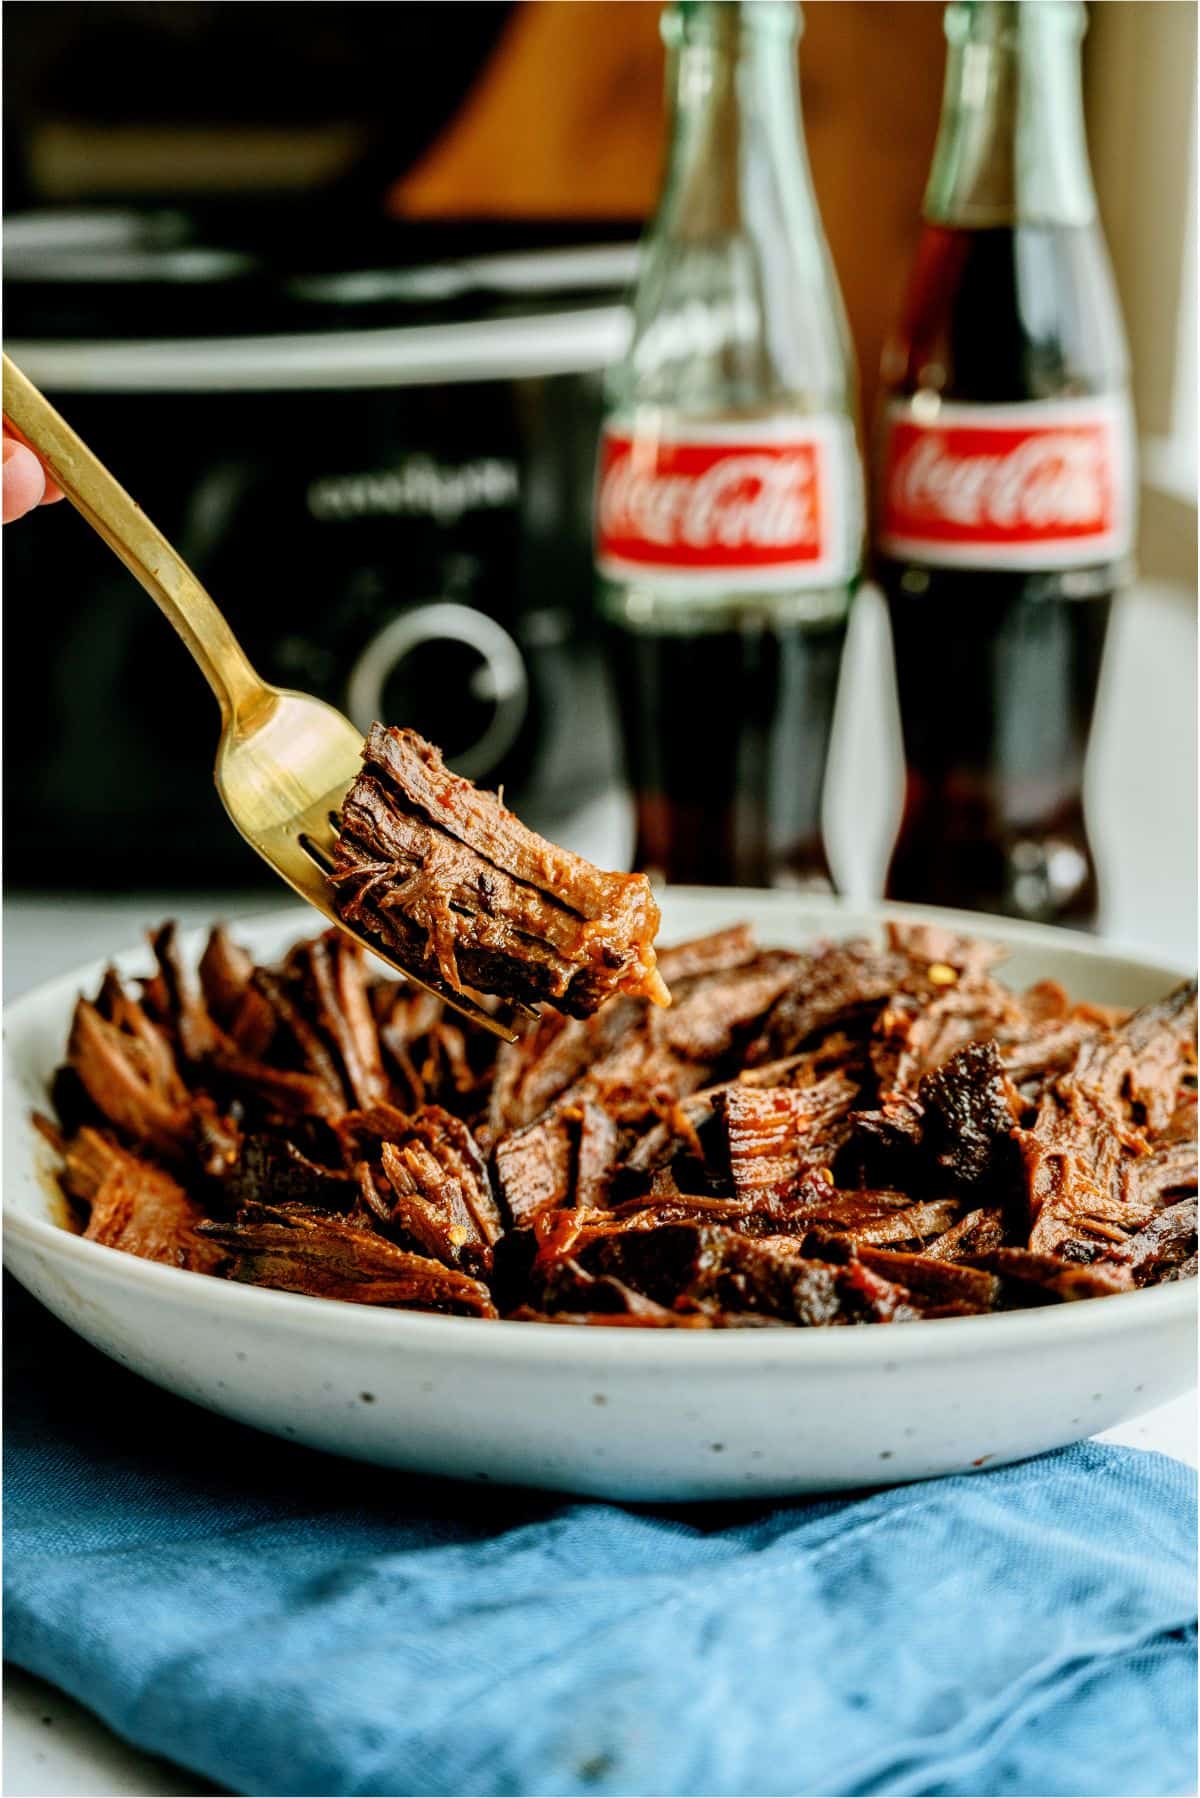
top-left (4, 890), bottom-right (1195, 1502)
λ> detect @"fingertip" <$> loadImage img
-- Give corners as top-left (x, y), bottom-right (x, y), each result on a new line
top-left (3, 437), bottom-right (47, 523)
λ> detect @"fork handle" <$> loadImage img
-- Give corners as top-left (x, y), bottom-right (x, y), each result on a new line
top-left (3, 353), bottom-right (272, 730)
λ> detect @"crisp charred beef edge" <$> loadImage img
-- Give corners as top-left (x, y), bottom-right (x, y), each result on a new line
top-left (329, 724), bottom-right (669, 1018)
top-left (42, 915), bottom-right (1196, 1322)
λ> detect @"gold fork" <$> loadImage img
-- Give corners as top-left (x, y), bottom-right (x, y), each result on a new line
top-left (3, 352), bottom-right (518, 1041)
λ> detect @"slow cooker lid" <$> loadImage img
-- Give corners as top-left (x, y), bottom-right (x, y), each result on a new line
top-left (4, 204), bottom-right (640, 336)
top-left (6, 309), bottom-right (631, 392)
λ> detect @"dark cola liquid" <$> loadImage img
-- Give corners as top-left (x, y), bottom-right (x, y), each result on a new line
top-left (605, 601), bottom-right (846, 889)
top-left (878, 222), bottom-right (1129, 927)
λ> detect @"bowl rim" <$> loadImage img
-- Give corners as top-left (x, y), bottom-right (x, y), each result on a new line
top-left (5, 891), bottom-right (1196, 1367)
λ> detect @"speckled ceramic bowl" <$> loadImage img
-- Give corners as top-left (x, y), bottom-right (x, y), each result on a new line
top-left (5, 891), bottom-right (1195, 1501)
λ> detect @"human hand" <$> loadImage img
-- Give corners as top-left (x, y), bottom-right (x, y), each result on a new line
top-left (3, 427), bottom-right (63, 523)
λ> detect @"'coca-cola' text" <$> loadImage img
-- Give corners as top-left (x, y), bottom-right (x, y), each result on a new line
top-left (596, 422), bottom-right (855, 586)
top-left (878, 398), bottom-right (1132, 568)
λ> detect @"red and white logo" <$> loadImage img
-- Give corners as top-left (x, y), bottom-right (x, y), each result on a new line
top-left (877, 396), bottom-right (1134, 569)
top-left (595, 416), bottom-right (859, 591)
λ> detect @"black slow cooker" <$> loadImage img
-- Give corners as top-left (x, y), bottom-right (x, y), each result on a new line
top-left (4, 205), bottom-right (637, 888)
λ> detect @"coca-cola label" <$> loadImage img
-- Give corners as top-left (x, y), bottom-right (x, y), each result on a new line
top-left (595, 416), bottom-right (860, 591)
top-left (878, 396), bottom-right (1134, 569)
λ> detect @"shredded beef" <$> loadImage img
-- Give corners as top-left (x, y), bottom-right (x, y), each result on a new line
top-left (45, 916), bottom-right (1196, 1325)
top-left (201, 1202), bottom-right (496, 1315)
top-left (64, 1127), bottom-right (224, 1274)
top-left (1016, 983), bottom-right (1198, 1263)
top-left (915, 1041), bottom-right (1020, 1193)
top-left (1095, 1197), bottom-right (1198, 1287)
top-left (372, 1106), bottom-right (502, 1275)
top-left (331, 725), bottom-right (668, 1017)
top-left (719, 1075), bottom-right (858, 1202)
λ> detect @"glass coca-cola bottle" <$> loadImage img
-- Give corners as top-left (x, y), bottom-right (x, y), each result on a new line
top-left (595, 0), bottom-right (863, 889)
top-left (876, 0), bottom-right (1135, 927)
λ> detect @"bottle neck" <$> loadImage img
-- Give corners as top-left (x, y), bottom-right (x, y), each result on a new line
top-left (925, 0), bottom-right (1096, 228)
top-left (656, 1), bottom-right (817, 243)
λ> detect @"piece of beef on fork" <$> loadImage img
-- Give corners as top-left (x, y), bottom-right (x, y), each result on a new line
top-left (331, 726), bottom-right (669, 1018)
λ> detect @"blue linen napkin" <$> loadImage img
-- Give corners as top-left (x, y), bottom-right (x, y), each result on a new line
top-left (4, 1276), bottom-right (1196, 1798)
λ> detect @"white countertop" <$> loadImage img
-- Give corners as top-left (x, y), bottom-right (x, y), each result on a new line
top-left (4, 581), bottom-right (1196, 1796)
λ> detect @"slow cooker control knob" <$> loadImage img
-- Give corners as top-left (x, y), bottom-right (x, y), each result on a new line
top-left (345, 601), bottom-right (528, 783)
